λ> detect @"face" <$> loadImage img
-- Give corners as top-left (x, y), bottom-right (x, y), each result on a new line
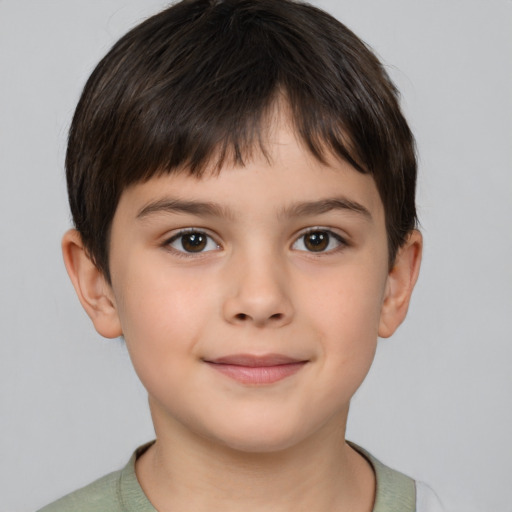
top-left (104, 123), bottom-right (397, 453)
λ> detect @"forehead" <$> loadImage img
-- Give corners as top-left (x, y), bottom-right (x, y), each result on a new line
top-left (115, 122), bottom-right (384, 228)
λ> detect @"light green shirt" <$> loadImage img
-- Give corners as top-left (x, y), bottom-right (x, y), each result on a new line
top-left (38, 442), bottom-right (416, 512)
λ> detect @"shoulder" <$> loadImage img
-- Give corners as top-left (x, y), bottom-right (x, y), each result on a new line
top-left (350, 442), bottom-right (416, 512)
top-left (37, 470), bottom-right (123, 512)
top-left (37, 442), bottom-right (156, 512)
top-left (348, 442), bottom-right (445, 512)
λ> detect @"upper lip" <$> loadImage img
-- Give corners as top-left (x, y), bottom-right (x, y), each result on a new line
top-left (205, 354), bottom-right (306, 367)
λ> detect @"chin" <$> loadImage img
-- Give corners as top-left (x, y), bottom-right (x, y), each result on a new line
top-left (218, 436), bottom-right (302, 455)
top-left (203, 418), bottom-right (312, 455)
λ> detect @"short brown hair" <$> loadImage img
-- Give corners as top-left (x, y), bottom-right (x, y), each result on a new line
top-left (66, 0), bottom-right (417, 281)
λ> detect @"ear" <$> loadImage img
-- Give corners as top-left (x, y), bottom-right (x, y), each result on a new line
top-left (378, 230), bottom-right (422, 338)
top-left (62, 229), bottom-right (122, 339)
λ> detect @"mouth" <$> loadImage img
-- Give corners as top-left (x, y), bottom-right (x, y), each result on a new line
top-left (203, 354), bottom-right (308, 385)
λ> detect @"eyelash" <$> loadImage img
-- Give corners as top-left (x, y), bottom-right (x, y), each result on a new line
top-left (292, 228), bottom-right (348, 255)
top-left (163, 227), bottom-right (348, 257)
top-left (164, 229), bottom-right (221, 258)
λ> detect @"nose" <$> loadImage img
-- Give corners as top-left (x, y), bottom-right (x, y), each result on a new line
top-left (222, 252), bottom-right (294, 328)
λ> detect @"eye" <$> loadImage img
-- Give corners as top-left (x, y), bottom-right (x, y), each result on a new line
top-left (292, 229), bottom-right (345, 253)
top-left (167, 230), bottom-right (219, 253)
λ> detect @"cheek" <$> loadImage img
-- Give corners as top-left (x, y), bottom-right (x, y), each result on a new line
top-left (299, 263), bottom-right (386, 379)
top-left (302, 262), bottom-right (387, 335)
top-left (113, 264), bottom-right (214, 383)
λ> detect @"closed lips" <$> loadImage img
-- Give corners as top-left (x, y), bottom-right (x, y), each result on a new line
top-left (204, 354), bottom-right (308, 384)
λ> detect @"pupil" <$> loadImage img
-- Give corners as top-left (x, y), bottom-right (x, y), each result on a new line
top-left (182, 233), bottom-right (206, 252)
top-left (305, 232), bottom-right (329, 251)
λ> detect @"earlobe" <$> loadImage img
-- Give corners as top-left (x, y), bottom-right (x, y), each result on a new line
top-left (62, 229), bottom-right (122, 339)
top-left (378, 230), bottom-right (422, 338)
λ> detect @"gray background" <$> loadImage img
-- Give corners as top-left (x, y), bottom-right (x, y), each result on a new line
top-left (1, 1), bottom-right (511, 510)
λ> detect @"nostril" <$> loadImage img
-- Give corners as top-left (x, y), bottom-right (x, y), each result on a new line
top-left (234, 312), bottom-right (283, 321)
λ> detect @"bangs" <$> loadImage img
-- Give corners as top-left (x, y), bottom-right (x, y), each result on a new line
top-left (124, 85), bottom-right (366, 181)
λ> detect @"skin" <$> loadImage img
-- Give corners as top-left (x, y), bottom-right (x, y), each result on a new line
top-left (62, 116), bottom-right (422, 512)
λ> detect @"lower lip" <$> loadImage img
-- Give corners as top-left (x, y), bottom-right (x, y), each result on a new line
top-left (206, 362), bottom-right (306, 385)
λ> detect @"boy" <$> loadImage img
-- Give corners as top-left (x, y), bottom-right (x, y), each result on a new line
top-left (40, 0), bottom-right (443, 510)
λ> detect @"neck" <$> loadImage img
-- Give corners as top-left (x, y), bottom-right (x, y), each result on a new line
top-left (136, 404), bottom-right (375, 512)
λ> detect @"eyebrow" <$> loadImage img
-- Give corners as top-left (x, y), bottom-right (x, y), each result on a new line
top-left (136, 196), bottom-right (371, 221)
top-left (137, 198), bottom-right (234, 220)
top-left (279, 197), bottom-right (372, 220)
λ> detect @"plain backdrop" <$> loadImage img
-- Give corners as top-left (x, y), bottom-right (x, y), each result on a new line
top-left (1, 1), bottom-right (511, 511)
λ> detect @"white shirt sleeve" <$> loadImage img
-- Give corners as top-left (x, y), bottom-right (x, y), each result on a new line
top-left (416, 481), bottom-right (445, 512)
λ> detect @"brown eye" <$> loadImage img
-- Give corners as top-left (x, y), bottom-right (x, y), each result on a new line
top-left (292, 229), bottom-right (345, 253)
top-left (181, 232), bottom-right (207, 252)
top-left (304, 231), bottom-right (330, 252)
top-left (168, 231), bottom-right (219, 254)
